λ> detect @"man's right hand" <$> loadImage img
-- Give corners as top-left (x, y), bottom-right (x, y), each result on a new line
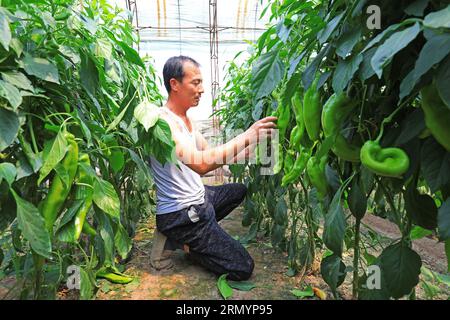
top-left (246, 116), bottom-right (278, 144)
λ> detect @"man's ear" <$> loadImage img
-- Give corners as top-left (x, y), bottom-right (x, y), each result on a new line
top-left (170, 78), bottom-right (179, 92)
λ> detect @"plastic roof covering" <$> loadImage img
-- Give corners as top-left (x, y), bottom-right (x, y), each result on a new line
top-left (109, 0), bottom-right (270, 120)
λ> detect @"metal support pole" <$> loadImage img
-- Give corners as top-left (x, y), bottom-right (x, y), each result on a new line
top-left (126, 0), bottom-right (140, 52)
top-left (209, 0), bottom-right (223, 184)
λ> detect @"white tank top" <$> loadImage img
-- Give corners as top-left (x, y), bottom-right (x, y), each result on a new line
top-left (148, 107), bottom-right (205, 214)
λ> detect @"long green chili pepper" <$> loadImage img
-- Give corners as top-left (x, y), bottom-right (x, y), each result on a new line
top-left (40, 132), bottom-right (79, 234)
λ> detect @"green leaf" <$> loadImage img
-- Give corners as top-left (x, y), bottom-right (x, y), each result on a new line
top-left (79, 51), bottom-right (99, 95)
top-left (0, 10), bottom-right (11, 51)
top-left (217, 274), bottom-right (233, 300)
top-left (116, 41), bottom-right (145, 69)
top-left (153, 119), bottom-right (174, 147)
top-left (421, 138), bottom-right (450, 193)
top-left (436, 56), bottom-right (450, 108)
top-left (348, 178), bottom-right (367, 220)
top-left (410, 226), bottom-right (433, 240)
top-left (371, 23), bottom-right (422, 78)
top-left (395, 108), bottom-right (426, 145)
top-left (55, 200), bottom-right (84, 243)
top-left (252, 100), bottom-right (264, 121)
top-left (332, 55), bottom-right (363, 93)
top-left (323, 189), bottom-right (346, 256)
top-left (80, 267), bottom-right (94, 300)
top-left (405, 0), bottom-right (430, 17)
top-left (98, 212), bottom-right (115, 265)
top-left (128, 149), bottom-right (153, 184)
top-left (412, 32), bottom-right (450, 86)
top-left (317, 12), bottom-right (345, 45)
top-left (0, 162), bottom-right (16, 186)
top-left (103, 135), bottom-right (124, 174)
top-left (10, 189), bottom-right (52, 259)
top-left (0, 80), bottom-right (22, 110)
top-left (0, 107), bottom-right (19, 152)
top-left (320, 253), bottom-right (346, 297)
top-left (9, 38), bottom-right (23, 57)
top-left (228, 280), bottom-right (256, 291)
top-left (359, 47), bottom-right (377, 81)
top-left (438, 198), bottom-right (450, 241)
top-left (336, 27), bottom-right (362, 58)
top-left (1, 71), bottom-right (33, 92)
top-left (302, 44), bottom-right (331, 89)
top-left (363, 20), bottom-right (416, 53)
top-left (38, 130), bottom-right (68, 185)
top-left (423, 5), bottom-right (450, 29)
top-left (251, 49), bottom-right (284, 100)
top-left (95, 38), bottom-right (112, 59)
top-left (405, 185), bottom-right (438, 230)
top-left (274, 197), bottom-right (287, 225)
top-left (291, 286), bottom-right (314, 298)
top-left (54, 162), bottom-right (70, 189)
top-left (134, 100), bottom-right (160, 131)
top-left (22, 55), bottom-right (60, 84)
top-left (93, 178), bottom-right (120, 219)
top-left (114, 223), bottom-right (131, 260)
top-left (379, 242), bottom-right (422, 299)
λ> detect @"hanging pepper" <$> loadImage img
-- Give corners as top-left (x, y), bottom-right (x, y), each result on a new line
top-left (420, 83), bottom-right (450, 152)
top-left (40, 132), bottom-right (79, 234)
top-left (73, 153), bottom-right (94, 241)
top-left (306, 155), bottom-right (328, 200)
top-left (321, 92), bottom-right (360, 162)
top-left (289, 125), bottom-right (301, 152)
top-left (290, 92), bottom-right (305, 151)
top-left (281, 149), bottom-right (309, 187)
top-left (360, 140), bottom-right (409, 178)
top-left (284, 149), bottom-right (295, 174)
top-left (303, 75), bottom-right (321, 142)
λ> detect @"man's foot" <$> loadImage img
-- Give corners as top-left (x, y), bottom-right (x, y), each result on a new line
top-left (150, 228), bottom-right (175, 271)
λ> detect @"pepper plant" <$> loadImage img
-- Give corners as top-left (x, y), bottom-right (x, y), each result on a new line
top-left (218, 0), bottom-right (450, 299)
top-left (0, 0), bottom-right (173, 299)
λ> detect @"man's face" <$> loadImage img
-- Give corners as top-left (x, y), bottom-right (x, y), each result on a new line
top-left (177, 61), bottom-right (204, 107)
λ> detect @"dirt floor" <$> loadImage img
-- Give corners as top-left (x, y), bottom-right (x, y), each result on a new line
top-left (93, 204), bottom-right (450, 300)
top-left (95, 207), bottom-right (316, 300)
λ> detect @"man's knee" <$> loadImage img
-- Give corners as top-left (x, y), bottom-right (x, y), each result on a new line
top-left (228, 256), bottom-right (254, 281)
top-left (235, 183), bottom-right (247, 203)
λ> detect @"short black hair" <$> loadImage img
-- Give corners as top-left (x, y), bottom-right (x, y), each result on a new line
top-left (163, 56), bottom-right (200, 94)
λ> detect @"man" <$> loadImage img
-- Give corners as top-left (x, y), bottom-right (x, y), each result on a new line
top-left (149, 56), bottom-right (277, 281)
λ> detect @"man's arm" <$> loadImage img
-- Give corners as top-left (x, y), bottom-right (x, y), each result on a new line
top-left (162, 114), bottom-right (276, 175)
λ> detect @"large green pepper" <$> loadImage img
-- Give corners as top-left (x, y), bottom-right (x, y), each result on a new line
top-left (40, 132), bottom-right (79, 234)
top-left (306, 155), bottom-right (328, 200)
top-left (360, 140), bottom-right (409, 178)
top-left (290, 92), bottom-right (305, 151)
top-left (420, 83), bottom-right (450, 152)
top-left (73, 154), bottom-right (94, 241)
top-left (281, 149), bottom-right (309, 187)
top-left (303, 75), bottom-right (321, 142)
top-left (284, 149), bottom-right (295, 174)
top-left (321, 93), bottom-right (360, 162)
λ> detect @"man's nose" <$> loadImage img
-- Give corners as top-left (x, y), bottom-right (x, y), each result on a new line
top-left (199, 84), bottom-right (204, 94)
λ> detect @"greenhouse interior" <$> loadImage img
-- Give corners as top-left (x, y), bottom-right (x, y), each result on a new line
top-left (1, 0), bottom-right (450, 302)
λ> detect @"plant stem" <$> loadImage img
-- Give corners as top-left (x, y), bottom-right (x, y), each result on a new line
top-left (28, 117), bottom-right (39, 154)
top-left (353, 218), bottom-right (361, 300)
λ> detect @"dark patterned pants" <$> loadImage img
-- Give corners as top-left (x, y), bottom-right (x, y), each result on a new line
top-left (156, 183), bottom-right (254, 281)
